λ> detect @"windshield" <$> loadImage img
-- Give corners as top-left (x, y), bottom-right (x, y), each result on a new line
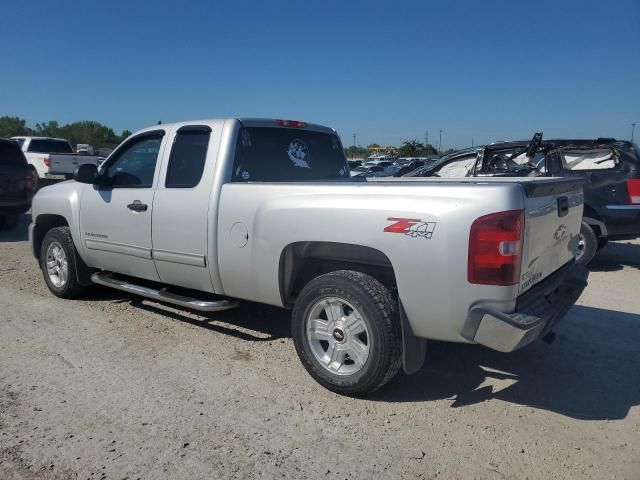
top-left (231, 127), bottom-right (349, 182)
top-left (27, 139), bottom-right (73, 154)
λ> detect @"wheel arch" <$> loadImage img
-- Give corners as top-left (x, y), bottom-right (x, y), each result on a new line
top-left (278, 241), bottom-right (398, 308)
top-left (32, 214), bottom-right (69, 259)
top-left (582, 204), bottom-right (608, 240)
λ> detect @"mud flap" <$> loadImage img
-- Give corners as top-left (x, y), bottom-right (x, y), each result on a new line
top-left (400, 303), bottom-right (427, 375)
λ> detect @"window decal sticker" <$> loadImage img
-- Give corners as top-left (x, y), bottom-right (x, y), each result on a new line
top-left (384, 217), bottom-right (436, 239)
top-left (287, 139), bottom-right (311, 169)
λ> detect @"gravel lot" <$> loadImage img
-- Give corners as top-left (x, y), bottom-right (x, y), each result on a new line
top-left (1, 214), bottom-right (638, 480)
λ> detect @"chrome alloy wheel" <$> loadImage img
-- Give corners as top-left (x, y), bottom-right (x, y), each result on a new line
top-left (45, 241), bottom-right (68, 288)
top-left (306, 297), bottom-right (370, 376)
top-left (575, 232), bottom-right (586, 262)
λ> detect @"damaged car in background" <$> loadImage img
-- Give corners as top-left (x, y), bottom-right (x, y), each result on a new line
top-left (407, 134), bottom-right (640, 265)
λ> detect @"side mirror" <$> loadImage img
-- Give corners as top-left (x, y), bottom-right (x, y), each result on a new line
top-left (73, 164), bottom-right (98, 184)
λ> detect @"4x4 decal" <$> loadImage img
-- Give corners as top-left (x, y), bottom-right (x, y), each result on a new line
top-left (384, 217), bottom-right (436, 239)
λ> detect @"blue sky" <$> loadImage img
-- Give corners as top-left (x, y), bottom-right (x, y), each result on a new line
top-left (1, 0), bottom-right (638, 149)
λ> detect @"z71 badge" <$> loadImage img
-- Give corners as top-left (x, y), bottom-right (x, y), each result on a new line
top-left (384, 217), bottom-right (436, 239)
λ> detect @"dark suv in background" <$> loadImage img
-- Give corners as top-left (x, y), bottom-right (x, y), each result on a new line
top-left (408, 134), bottom-right (640, 265)
top-left (0, 139), bottom-right (34, 229)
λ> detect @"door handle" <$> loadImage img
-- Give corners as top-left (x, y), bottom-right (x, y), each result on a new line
top-left (127, 201), bottom-right (148, 212)
top-left (557, 196), bottom-right (569, 217)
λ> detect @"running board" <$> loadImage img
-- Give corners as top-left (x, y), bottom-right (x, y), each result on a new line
top-left (90, 272), bottom-right (238, 312)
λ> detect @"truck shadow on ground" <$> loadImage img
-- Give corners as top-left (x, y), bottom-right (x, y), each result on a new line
top-left (373, 304), bottom-right (640, 421)
top-left (99, 284), bottom-right (640, 421)
top-left (588, 241), bottom-right (640, 272)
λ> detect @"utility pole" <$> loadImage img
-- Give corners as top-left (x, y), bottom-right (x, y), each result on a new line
top-left (438, 130), bottom-right (443, 153)
top-left (425, 130), bottom-right (429, 148)
top-left (632, 123), bottom-right (637, 143)
top-left (352, 133), bottom-right (356, 159)
top-left (471, 137), bottom-right (474, 147)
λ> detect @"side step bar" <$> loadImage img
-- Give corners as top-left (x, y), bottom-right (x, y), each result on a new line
top-left (90, 272), bottom-right (239, 313)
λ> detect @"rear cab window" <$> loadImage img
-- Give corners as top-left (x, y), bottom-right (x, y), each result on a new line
top-left (231, 126), bottom-right (349, 182)
top-left (27, 139), bottom-right (73, 154)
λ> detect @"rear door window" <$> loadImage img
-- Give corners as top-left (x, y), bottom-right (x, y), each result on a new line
top-left (165, 128), bottom-right (210, 188)
top-left (27, 139), bottom-right (73, 154)
top-left (232, 127), bottom-right (349, 182)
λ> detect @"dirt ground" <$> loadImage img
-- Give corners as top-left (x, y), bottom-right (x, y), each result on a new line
top-left (0, 213), bottom-right (638, 480)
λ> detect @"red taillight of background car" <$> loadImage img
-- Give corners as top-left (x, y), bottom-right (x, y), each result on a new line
top-left (43, 155), bottom-right (51, 168)
top-left (276, 119), bottom-right (307, 128)
top-left (24, 169), bottom-right (34, 193)
top-left (468, 210), bottom-right (524, 286)
top-left (627, 179), bottom-right (640, 205)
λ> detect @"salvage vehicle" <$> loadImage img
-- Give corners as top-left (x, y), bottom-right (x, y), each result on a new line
top-left (410, 135), bottom-right (640, 265)
top-left (29, 119), bottom-right (588, 395)
top-left (12, 136), bottom-right (103, 189)
top-left (0, 139), bottom-right (34, 229)
top-left (350, 164), bottom-right (385, 177)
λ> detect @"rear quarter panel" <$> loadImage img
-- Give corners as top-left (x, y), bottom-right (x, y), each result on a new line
top-left (217, 181), bottom-right (526, 343)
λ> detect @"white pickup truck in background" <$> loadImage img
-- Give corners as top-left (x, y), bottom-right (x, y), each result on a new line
top-left (11, 136), bottom-right (103, 188)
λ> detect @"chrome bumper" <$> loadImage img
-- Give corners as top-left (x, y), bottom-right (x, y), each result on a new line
top-left (462, 261), bottom-right (589, 352)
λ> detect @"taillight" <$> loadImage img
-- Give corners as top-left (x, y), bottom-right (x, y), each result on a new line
top-left (43, 155), bottom-right (51, 168)
top-left (627, 179), bottom-right (640, 205)
top-left (468, 210), bottom-right (524, 286)
top-left (276, 119), bottom-right (307, 128)
top-left (24, 169), bottom-right (34, 193)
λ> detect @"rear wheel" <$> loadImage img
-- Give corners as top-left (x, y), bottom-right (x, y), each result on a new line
top-left (575, 221), bottom-right (598, 266)
top-left (39, 226), bottom-right (86, 298)
top-left (292, 270), bottom-right (402, 395)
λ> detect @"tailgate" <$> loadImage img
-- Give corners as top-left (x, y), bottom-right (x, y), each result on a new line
top-left (519, 179), bottom-right (583, 294)
top-left (50, 154), bottom-right (81, 174)
top-left (49, 154), bottom-right (99, 174)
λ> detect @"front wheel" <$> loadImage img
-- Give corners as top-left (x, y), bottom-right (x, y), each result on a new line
top-left (39, 226), bottom-right (86, 298)
top-left (292, 270), bottom-right (402, 396)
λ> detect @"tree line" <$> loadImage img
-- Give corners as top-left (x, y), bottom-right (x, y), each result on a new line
top-left (345, 139), bottom-right (441, 159)
top-left (0, 116), bottom-right (131, 149)
top-left (2, 115), bottom-right (453, 157)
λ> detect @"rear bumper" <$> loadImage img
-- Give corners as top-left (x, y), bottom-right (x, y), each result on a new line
top-left (462, 261), bottom-right (588, 352)
top-left (602, 205), bottom-right (640, 240)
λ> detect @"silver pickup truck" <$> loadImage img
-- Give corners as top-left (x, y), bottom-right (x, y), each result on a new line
top-left (29, 118), bottom-right (588, 395)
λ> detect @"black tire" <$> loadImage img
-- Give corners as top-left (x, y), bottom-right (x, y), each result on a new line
top-left (576, 221), bottom-right (598, 266)
top-left (39, 226), bottom-right (86, 298)
top-left (292, 270), bottom-right (402, 396)
top-left (2, 214), bottom-right (18, 230)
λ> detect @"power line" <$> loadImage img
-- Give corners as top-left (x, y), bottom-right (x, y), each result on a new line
top-left (352, 133), bottom-right (356, 159)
